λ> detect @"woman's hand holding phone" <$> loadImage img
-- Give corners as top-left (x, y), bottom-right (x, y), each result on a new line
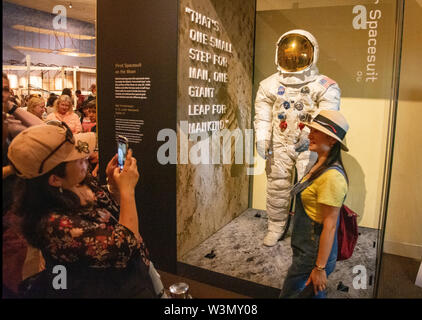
top-left (113, 149), bottom-right (141, 238)
top-left (105, 154), bottom-right (118, 189)
top-left (113, 149), bottom-right (139, 194)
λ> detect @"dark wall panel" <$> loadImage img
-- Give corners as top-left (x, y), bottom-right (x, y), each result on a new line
top-left (97, 0), bottom-right (178, 272)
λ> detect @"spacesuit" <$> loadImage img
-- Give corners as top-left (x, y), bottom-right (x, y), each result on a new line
top-left (254, 29), bottom-right (340, 247)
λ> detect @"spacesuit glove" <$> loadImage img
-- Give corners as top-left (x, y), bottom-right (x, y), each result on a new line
top-left (294, 136), bottom-right (310, 153)
top-left (256, 140), bottom-right (271, 159)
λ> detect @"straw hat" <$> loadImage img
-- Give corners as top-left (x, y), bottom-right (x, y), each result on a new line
top-left (8, 121), bottom-right (96, 179)
top-left (305, 109), bottom-right (349, 151)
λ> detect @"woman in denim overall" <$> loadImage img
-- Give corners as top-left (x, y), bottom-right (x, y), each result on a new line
top-left (279, 110), bottom-right (349, 299)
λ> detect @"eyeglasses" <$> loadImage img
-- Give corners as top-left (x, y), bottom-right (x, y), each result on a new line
top-left (38, 121), bottom-right (75, 174)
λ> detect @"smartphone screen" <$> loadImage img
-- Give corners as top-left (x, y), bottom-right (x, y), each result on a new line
top-left (117, 136), bottom-right (128, 170)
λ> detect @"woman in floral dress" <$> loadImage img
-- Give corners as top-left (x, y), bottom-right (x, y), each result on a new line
top-left (8, 121), bottom-right (161, 298)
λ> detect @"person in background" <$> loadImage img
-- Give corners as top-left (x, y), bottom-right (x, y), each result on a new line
top-left (21, 94), bottom-right (40, 111)
top-left (280, 110), bottom-right (349, 299)
top-left (2, 73), bottom-right (44, 209)
top-left (80, 104), bottom-right (92, 130)
top-left (8, 123), bottom-right (164, 298)
top-left (61, 88), bottom-right (73, 99)
top-left (88, 101), bottom-right (97, 130)
top-left (82, 99), bottom-right (96, 133)
top-left (46, 95), bottom-right (82, 134)
top-left (26, 96), bottom-right (46, 120)
top-left (84, 99), bottom-right (98, 176)
top-left (85, 83), bottom-right (96, 104)
top-left (75, 89), bottom-right (85, 112)
top-left (61, 89), bottom-right (74, 113)
top-left (9, 89), bottom-right (22, 108)
top-left (2, 73), bottom-right (44, 297)
top-left (46, 93), bottom-right (57, 115)
top-left (2, 74), bottom-right (44, 143)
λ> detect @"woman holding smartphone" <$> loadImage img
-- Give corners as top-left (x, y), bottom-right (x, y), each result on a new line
top-left (280, 110), bottom-right (349, 298)
top-left (8, 122), bottom-right (163, 298)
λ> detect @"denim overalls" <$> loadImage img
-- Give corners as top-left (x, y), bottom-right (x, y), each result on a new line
top-left (279, 165), bottom-right (345, 298)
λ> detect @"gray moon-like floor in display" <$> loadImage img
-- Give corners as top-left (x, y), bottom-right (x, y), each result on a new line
top-left (180, 209), bottom-right (378, 298)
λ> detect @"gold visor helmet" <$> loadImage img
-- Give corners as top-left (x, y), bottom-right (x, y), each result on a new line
top-left (276, 33), bottom-right (314, 72)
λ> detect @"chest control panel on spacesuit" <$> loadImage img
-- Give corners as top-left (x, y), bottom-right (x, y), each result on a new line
top-left (272, 84), bottom-right (317, 138)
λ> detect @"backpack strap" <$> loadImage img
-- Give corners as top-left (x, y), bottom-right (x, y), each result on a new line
top-left (327, 164), bottom-right (348, 185)
top-left (327, 164), bottom-right (348, 204)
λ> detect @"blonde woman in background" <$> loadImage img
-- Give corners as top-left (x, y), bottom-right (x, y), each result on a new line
top-left (46, 94), bottom-right (82, 133)
top-left (26, 96), bottom-right (46, 120)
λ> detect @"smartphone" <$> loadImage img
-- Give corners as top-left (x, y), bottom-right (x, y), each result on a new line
top-left (117, 135), bottom-right (129, 171)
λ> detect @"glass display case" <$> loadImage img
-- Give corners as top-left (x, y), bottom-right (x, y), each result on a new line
top-left (177, 0), bottom-right (409, 299)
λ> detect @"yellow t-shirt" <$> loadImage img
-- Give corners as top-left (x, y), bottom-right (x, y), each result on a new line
top-left (300, 169), bottom-right (348, 224)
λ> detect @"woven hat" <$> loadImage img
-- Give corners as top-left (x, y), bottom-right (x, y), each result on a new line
top-left (8, 121), bottom-right (96, 179)
top-left (305, 109), bottom-right (349, 151)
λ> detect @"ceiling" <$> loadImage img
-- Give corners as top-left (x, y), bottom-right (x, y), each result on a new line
top-left (7, 0), bottom-right (421, 21)
top-left (257, 0), bottom-right (422, 11)
top-left (257, 0), bottom-right (375, 11)
top-left (5, 0), bottom-right (96, 23)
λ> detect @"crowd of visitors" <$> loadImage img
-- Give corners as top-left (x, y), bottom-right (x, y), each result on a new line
top-left (3, 82), bottom-right (97, 135)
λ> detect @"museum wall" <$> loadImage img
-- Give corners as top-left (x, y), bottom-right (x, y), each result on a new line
top-left (97, 0), bottom-right (179, 271)
top-left (177, 0), bottom-right (255, 258)
top-left (384, 0), bottom-right (422, 260)
top-left (251, 0), bottom-right (398, 229)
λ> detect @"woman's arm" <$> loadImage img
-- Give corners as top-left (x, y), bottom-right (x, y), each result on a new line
top-left (105, 154), bottom-right (120, 203)
top-left (316, 204), bottom-right (340, 268)
top-left (5, 101), bottom-right (44, 127)
top-left (112, 150), bottom-right (140, 238)
top-left (6, 117), bottom-right (28, 139)
top-left (306, 204), bottom-right (340, 294)
top-left (119, 188), bottom-right (139, 238)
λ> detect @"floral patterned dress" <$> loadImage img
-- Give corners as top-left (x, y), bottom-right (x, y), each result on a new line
top-left (30, 178), bottom-right (155, 298)
top-left (43, 180), bottom-right (150, 269)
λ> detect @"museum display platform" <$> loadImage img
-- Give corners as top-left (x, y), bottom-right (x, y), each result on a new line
top-left (180, 209), bottom-right (377, 298)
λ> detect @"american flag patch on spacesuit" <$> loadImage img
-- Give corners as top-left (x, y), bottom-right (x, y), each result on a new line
top-left (319, 76), bottom-right (336, 88)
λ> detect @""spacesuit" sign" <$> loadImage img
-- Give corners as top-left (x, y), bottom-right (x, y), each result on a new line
top-left (352, 1), bottom-right (382, 83)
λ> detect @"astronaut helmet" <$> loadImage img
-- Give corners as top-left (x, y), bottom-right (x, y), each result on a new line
top-left (275, 29), bottom-right (319, 74)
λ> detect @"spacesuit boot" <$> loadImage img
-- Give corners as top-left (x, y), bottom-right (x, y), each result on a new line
top-left (254, 29), bottom-right (341, 247)
top-left (263, 221), bottom-right (284, 247)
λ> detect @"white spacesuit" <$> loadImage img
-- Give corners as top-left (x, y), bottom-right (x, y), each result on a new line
top-left (254, 29), bottom-right (341, 246)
